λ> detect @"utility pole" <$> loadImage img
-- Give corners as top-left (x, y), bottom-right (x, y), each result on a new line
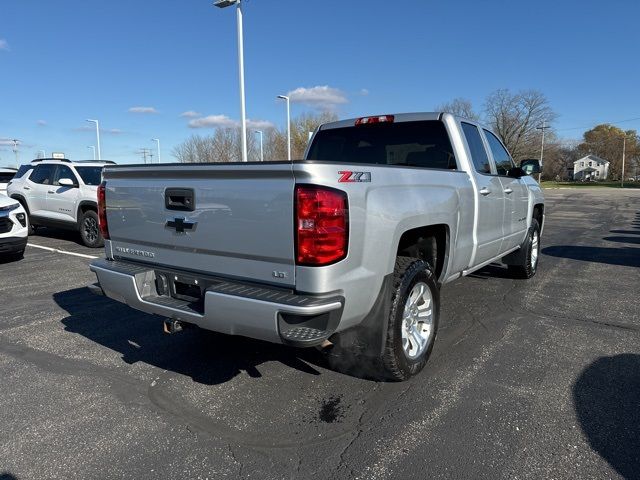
top-left (621, 135), bottom-right (626, 188)
top-left (536, 121), bottom-right (550, 183)
top-left (139, 148), bottom-right (151, 164)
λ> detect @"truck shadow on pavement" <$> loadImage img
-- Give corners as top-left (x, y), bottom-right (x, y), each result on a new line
top-left (574, 354), bottom-right (640, 480)
top-left (54, 287), bottom-right (325, 385)
top-left (542, 245), bottom-right (640, 268)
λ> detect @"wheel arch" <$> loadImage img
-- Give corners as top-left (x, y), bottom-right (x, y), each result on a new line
top-left (395, 224), bottom-right (450, 283)
top-left (76, 201), bottom-right (98, 226)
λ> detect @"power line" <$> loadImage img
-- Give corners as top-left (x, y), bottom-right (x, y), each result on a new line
top-left (556, 116), bottom-right (640, 132)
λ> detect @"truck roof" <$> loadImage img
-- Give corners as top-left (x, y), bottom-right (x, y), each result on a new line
top-left (31, 158), bottom-right (116, 166)
top-left (319, 112), bottom-right (443, 131)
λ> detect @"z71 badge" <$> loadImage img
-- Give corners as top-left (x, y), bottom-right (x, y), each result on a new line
top-left (338, 171), bottom-right (371, 183)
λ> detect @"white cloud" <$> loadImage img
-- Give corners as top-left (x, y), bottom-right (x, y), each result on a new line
top-left (360, 88), bottom-right (369, 96)
top-left (188, 115), bottom-right (237, 129)
top-left (106, 128), bottom-right (124, 135)
top-left (0, 39), bottom-right (9, 51)
top-left (180, 110), bottom-right (202, 118)
top-left (36, 120), bottom-right (47, 126)
top-left (247, 119), bottom-right (275, 130)
top-left (0, 138), bottom-right (16, 146)
top-left (286, 85), bottom-right (348, 110)
top-left (128, 106), bottom-right (159, 114)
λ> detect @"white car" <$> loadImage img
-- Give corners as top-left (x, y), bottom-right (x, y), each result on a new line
top-left (0, 194), bottom-right (28, 259)
top-left (0, 167), bottom-right (17, 193)
top-left (7, 158), bottom-right (113, 247)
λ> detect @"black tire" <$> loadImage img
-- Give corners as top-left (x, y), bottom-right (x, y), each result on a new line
top-left (508, 218), bottom-right (541, 279)
top-left (79, 210), bottom-right (104, 248)
top-left (379, 256), bottom-right (440, 381)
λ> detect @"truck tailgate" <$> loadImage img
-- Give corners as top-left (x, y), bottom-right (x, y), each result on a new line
top-left (102, 163), bottom-right (296, 287)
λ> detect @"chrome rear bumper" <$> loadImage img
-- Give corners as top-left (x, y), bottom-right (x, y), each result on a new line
top-left (89, 258), bottom-right (343, 346)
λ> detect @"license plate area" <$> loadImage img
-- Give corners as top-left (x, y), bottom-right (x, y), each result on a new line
top-left (154, 271), bottom-right (214, 313)
top-left (173, 277), bottom-right (202, 303)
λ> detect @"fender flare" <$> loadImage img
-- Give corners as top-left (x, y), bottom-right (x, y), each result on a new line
top-left (76, 201), bottom-right (98, 226)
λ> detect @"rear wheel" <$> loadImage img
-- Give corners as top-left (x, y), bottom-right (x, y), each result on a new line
top-left (79, 210), bottom-right (104, 248)
top-left (379, 257), bottom-right (439, 381)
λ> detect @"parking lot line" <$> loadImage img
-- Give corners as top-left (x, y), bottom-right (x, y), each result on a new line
top-left (27, 243), bottom-right (99, 260)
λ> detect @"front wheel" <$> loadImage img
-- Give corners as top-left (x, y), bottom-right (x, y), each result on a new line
top-left (79, 210), bottom-right (104, 248)
top-left (508, 218), bottom-right (541, 279)
top-left (379, 257), bottom-right (440, 381)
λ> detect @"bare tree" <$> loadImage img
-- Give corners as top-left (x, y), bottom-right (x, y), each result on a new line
top-left (434, 98), bottom-right (479, 121)
top-left (172, 128), bottom-right (260, 163)
top-left (483, 89), bottom-right (557, 162)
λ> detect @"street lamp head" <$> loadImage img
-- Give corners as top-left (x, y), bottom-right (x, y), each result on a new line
top-left (152, 138), bottom-right (159, 142)
top-left (277, 95), bottom-right (289, 101)
top-left (86, 119), bottom-right (98, 123)
top-left (214, 0), bottom-right (239, 8)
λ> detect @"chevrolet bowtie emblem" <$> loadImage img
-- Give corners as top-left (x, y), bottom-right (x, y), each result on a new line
top-left (166, 217), bottom-right (197, 233)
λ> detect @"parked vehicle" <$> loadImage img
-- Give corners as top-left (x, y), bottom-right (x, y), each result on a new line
top-left (0, 167), bottom-right (17, 193)
top-left (0, 193), bottom-right (28, 259)
top-left (89, 112), bottom-right (545, 380)
top-left (7, 158), bottom-right (114, 247)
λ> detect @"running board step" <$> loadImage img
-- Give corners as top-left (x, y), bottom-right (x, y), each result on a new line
top-left (280, 327), bottom-right (331, 346)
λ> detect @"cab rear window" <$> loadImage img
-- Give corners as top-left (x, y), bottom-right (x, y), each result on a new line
top-left (307, 120), bottom-right (457, 170)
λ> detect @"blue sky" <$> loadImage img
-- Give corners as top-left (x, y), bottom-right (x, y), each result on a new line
top-left (1, 0), bottom-right (639, 166)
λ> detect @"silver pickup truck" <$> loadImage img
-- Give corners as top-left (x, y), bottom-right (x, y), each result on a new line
top-left (89, 112), bottom-right (544, 381)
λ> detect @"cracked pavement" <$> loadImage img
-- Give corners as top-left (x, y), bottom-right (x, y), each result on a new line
top-left (1, 188), bottom-right (639, 479)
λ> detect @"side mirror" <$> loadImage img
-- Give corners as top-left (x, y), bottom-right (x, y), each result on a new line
top-left (520, 159), bottom-right (541, 175)
top-left (58, 178), bottom-right (77, 187)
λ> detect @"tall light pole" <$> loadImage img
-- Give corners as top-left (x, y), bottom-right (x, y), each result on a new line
top-left (86, 119), bottom-right (101, 160)
top-left (536, 121), bottom-right (550, 183)
top-left (12, 139), bottom-right (19, 168)
top-left (254, 130), bottom-right (263, 162)
top-left (87, 146), bottom-right (96, 160)
top-left (152, 138), bottom-right (161, 163)
top-left (214, 0), bottom-right (248, 162)
top-left (277, 95), bottom-right (291, 160)
top-left (39, 149), bottom-right (46, 159)
top-left (621, 135), bottom-right (626, 188)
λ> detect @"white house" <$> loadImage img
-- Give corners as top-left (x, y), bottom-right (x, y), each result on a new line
top-left (573, 155), bottom-right (610, 181)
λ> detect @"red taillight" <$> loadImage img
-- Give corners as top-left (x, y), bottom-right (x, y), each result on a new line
top-left (295, 185), bottom-right (348, 266)
top-left (97, 181), bottom-right (110, 240)
top-left (355, 115), bottom-right (394, 126)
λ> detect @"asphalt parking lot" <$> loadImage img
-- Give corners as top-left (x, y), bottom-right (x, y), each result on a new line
top-left (1, 188), bottom-right (639, 480)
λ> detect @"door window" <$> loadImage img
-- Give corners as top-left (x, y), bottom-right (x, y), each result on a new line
top-left (29, 165), bottom-right (55, 185)
top-left (483, 130), bottom-right (514, 175)
top-left (461, 123), bottom-right (491, 174)
top-left (53, 165), bottom-right (77, 186)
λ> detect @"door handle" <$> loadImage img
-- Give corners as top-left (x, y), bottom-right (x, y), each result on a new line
top-left (23, 186), bottom-right (30, 190)
top-left (48, 190), bottom-right (55, 194)
top-left (479, 187), bottom-right (491, 196)
top-left (503, 187), bottom-right (513, 194)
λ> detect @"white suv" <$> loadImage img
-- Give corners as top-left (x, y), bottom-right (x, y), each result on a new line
top-left (0, 194), bottom-right (28, 259)
top-left (7, 159), bottom-right (113, 248)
